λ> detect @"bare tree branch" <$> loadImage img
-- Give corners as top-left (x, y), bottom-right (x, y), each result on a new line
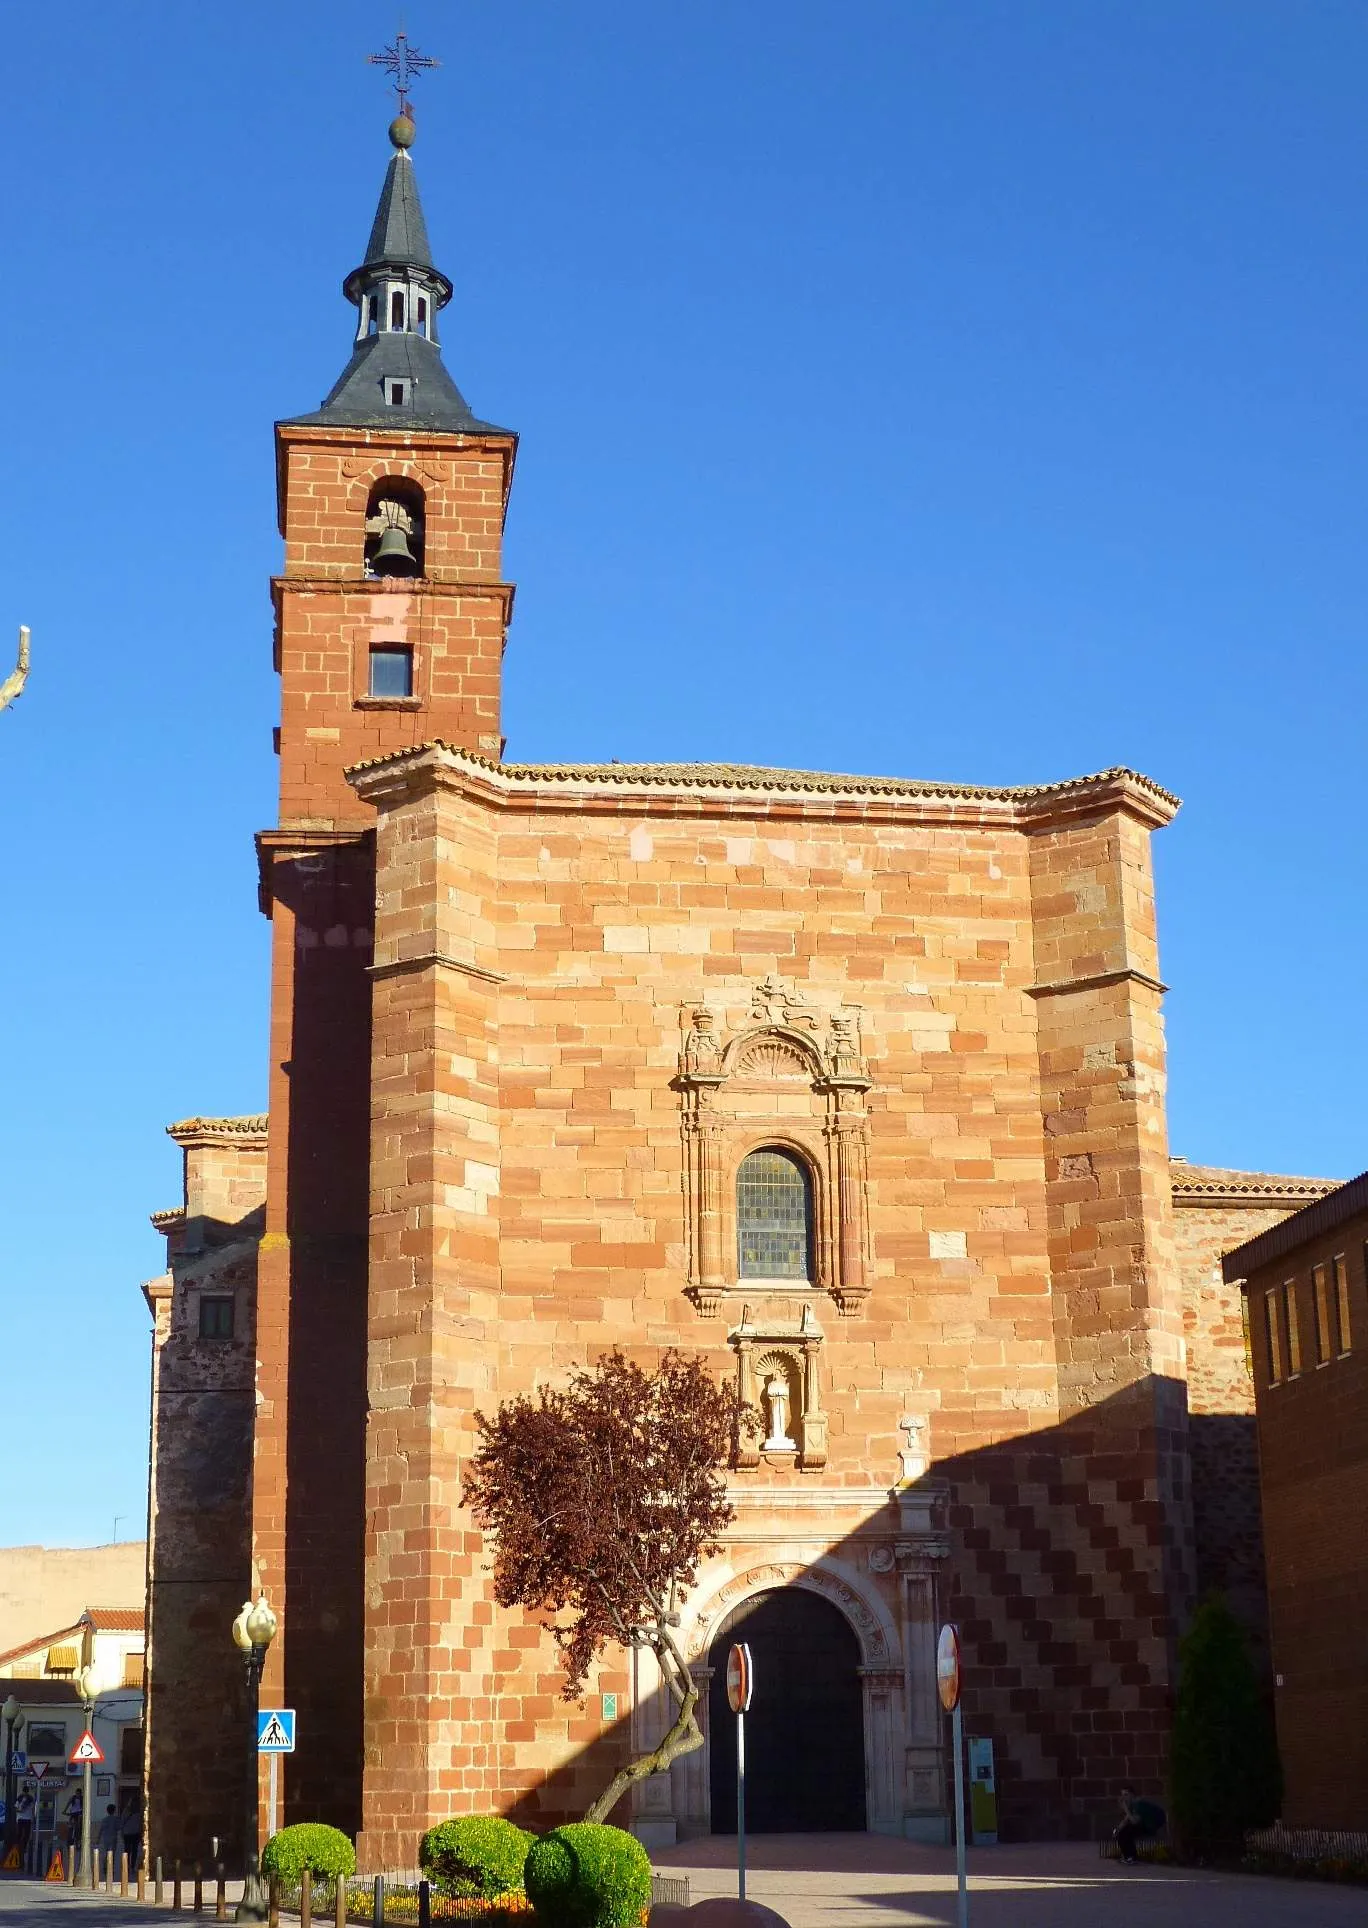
top-left (0, 626), bottom-right (30, 715)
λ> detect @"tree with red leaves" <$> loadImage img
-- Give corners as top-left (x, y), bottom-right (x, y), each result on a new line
top-left (463, 1348), bottom-right (748, 1822)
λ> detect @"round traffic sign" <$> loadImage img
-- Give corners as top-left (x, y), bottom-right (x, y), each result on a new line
top-left (936, 1622), bottom-right (962, 1712)
top-left (726, 1641), bottom-right (754, 1713)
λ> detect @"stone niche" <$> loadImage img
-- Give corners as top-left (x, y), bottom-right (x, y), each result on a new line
top-left (729, 1304), bottom-right (828, 1470)
top-left (675, 975), bottom-right (873, 1317)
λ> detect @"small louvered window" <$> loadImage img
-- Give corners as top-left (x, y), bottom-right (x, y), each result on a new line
top-left (737, 1148), bottom-right (812, 1280)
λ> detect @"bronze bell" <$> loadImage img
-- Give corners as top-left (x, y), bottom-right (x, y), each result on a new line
top-left (371, 524), bottom-right (419, 577)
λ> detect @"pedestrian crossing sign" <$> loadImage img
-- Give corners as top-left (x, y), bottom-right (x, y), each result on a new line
top-left (257, 1709), bottom-right (296, 1753)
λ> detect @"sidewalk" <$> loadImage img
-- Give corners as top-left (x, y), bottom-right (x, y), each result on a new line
top-left (654, 1832), bottom-right (1368, 1927)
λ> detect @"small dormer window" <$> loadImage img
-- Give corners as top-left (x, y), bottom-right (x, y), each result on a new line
top-left (387, 380), bottom-right (410, 407)
top-left (391, 289), bottom-right (406, 331)
top-left (416, 295), bottom-right (428, 337)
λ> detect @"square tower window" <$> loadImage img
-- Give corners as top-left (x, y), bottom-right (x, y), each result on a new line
top-left (390, 290), bottom-right (406, 330)
top-left (369, 646), bottom-right (414, 698)
top-left (386, 379), bottom-right (410, 407)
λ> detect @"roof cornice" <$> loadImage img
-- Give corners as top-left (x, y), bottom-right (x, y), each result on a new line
top-left (165, 1115), bottom-right (268, 1148)
top-left (346, 742), bottom-right (1181, 830)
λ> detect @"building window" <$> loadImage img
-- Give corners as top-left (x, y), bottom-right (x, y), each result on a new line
top-left (44, 1646), bottom-right (77, 1677)
top-left (1313, 1264), bottom-right (1332, 1365)
top-left (1336, 1254), bottom-right (1353, 1355)
top-left (384, 379), bottom-right (412, 407)
top-left (390, 289), bottom-right (406, 331)
top-left (27, 1724), bottom-right (65, 1758)
top-left (366, 295), bottom-right (378, 337)
top-left (1240, 1293), bottom-right (1253, 1379)
top-left (122, 1652), bottom-right (145, 1690)
top-left (1282, 1280), bottom-right (1302, 1376)
top-left (737, 1147), bottom-right (812, 1280)
top-left (416, 294), bottom-right (428, 336)
top-left (1264, 1286), bottom-right (1282, 1385)
top-left (198, 1295), bottom-right (234, 1341)
top-left (119, 1725), bottom-right (144, 1777)
top-left (368, 646), bottom-right (413, 699)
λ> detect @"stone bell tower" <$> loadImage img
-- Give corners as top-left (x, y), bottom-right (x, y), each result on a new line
top-left (251, 110), bottom-right (517, 1836)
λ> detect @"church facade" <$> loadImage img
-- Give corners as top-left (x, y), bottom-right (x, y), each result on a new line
top-left (139, 119), bottom-right (1333, 1867)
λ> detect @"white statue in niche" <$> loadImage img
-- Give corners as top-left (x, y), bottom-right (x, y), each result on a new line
top-left (763, 1372), bottom-right (797, 1452)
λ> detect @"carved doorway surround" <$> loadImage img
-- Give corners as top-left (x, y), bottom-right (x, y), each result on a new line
top-left (676, 976), bottom-right (872, 1317)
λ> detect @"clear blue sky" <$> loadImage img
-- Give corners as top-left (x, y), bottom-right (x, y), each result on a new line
top-left (2, 1), bottom-right (1365, 1548)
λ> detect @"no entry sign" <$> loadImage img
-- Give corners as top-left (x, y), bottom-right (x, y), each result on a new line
top-left (726, 1641), bottom-right (753, 1714)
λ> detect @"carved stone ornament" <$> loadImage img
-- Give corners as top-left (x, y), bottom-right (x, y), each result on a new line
top-left (676, 978), bottom-right (873, 1317)
top-left (729, 1308), bottom-right (828, 1471)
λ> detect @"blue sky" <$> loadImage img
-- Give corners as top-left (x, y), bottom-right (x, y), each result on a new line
top-left (2, 2), bottom-right (1364, 1547)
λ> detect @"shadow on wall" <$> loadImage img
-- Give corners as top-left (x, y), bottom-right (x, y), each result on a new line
top-left (489, 1374), bottom-right (1198, 1846)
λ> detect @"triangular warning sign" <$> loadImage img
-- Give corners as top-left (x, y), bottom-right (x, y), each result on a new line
top-left (259, 1714), bottom-right (289, 1748)
top-left (45, 1851), bottom-right (65, 1882)
top-left (2, 1844), bottom-right (21, 1870)
top-left (69, 1730), bottom-right (104, 1765)
top-left (29, 1760), bottom-right (49, 1780)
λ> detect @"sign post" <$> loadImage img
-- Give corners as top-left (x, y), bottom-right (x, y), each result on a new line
top-left (937, 1623), bottom-right (968, 1928)
top-left (725, 1643), bottom-right (753, 1902)
top-left (256, 1711), bottom-right (296, 1845)
top-left (68, 1729), bottom-right (103, 1891)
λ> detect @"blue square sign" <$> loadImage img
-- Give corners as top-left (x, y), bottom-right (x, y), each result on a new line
top-left (256, 1710), bottom-right (296, 1753)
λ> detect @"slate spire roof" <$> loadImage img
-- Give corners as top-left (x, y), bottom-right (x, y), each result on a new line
top-left (283, 118), bottom-right (511, 437)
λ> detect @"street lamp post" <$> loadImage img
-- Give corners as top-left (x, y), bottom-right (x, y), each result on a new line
top-left (2, 1694), bottom-right (24, 1856)
top-left (73, 1664), bottom-right (100, 1889)
top-left (231, 1597), bottom-right (278, 1924)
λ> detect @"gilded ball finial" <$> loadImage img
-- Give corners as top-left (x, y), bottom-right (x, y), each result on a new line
top-left (389, 113), bottom-right (416, 150)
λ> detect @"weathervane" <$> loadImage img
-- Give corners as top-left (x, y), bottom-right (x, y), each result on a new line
top-left (367, 30), bottom-right (439, 120)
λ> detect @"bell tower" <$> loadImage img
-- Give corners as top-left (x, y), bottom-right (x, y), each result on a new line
top-left (252, 110), bottom-right (516, 1840)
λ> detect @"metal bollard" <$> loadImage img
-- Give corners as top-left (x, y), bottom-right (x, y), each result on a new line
top-left (268, 1872), bottom-right (280, 1927)
top-left (106, 1850), bottom-right (115, 1893)
top-left (139, 1861), bottom-right (147, 1902)
top-left (418, 1879), bottom-right (431, 1928)
top-left (302, 1868), bottom-right (313, 1928)
top-left (122, 1851), bottom-right (130, 1897)
top-left (156, 1855), bottom-right (165, 1904)
top-left (216, 1863), bottom-right (227, 1920)
top-left (174, 1859), bottom-right (183, 1909)
top-left (194, 1862), bottom-right (203, 1912)
top-left (335, 1872), bottom-right (348, 1928)
top-left (372, 1874), bottom-right (385, 1926)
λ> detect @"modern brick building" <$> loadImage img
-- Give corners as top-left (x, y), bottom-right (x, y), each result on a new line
top-left (1223, 1175), bottom-right (1368, 1830)
top-left (140, 115), bottom-right (1334, 1865)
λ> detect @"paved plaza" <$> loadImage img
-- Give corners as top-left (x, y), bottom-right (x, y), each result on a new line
top-left (4, 1839), bottom-right (1367, 1928)
top-left (655, 1832), bottom-right (1368, 1928)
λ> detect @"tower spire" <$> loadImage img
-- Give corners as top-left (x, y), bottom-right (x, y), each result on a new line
top-left (284, 115), bottom-right (507, 434)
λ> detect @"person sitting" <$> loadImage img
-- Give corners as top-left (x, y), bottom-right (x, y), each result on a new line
top-left (1114, 1784), bottom-right (1166, 1863)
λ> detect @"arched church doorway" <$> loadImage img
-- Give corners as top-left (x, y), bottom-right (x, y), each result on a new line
top-left (707, 1587), bottom-right (866, 1832)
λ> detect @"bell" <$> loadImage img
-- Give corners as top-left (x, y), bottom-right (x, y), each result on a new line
top-left (371, 524), bottom-right (419, 577)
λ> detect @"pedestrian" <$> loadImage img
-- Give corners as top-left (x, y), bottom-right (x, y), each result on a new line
top-left (120, 1797), bottom-right (142, 1873)
top-left (1114, 1784), bottom-right (1166, 1863)
top-left (96, 1801), bottom-right (122, 1872)
top-left (64, 1787), bottom-right (83, 1852)
top-left (15, 1788), bottom-right (35, 1859)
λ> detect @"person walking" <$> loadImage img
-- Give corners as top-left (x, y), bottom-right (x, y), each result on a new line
top-left (95, 1802), bottom-right (121, 1880)
top-left (1114, 1784), bottom-right (1166, 1863)
top-left (14, 1789), bottom-right (35, 1867)
top-left (119, 1797), bottom-right (142, 1874)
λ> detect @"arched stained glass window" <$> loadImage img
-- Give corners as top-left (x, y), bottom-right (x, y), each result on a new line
top-left (737, 1148), bottom-right (812, 1280)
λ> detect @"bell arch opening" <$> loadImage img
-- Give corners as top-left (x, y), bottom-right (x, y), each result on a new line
top-left (706, 1586), bottom-right (866, 1833)
top-left (363, 478), bottom-right (426, 579)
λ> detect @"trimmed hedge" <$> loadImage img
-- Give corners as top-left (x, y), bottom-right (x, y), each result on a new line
top-left (260, 1824), bottom-right (357, 1883)
top-left (523, 1824), bottom-right (652, 1928)
top-left (419, 1817), bottom-right (535, 1901)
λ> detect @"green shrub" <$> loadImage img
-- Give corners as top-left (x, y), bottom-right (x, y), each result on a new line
top-left (1169, 1595), bottom-right (1282, 1856)
top-left (524, 1824), bottom-right (651, 1928)
top-left (260, 1823), bottom-right (356, 1883)
top-left (418, 1817), bottom-right (535, 1900)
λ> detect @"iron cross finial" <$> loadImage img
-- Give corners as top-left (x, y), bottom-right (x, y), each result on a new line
top-left (367, 30), bottom-right (440, 120)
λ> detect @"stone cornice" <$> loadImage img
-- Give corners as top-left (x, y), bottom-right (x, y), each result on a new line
top-left (255, 825), bottom-right (374, 915)
top-left (1029, 967), bottom-right (1168, 999)
top-left (347, 741), bottom-right (1181, 831)
top-left (368, 950), bottom-right (506, 985)
top-left (1171, 1162), bottom-right (1340, 1210)
top-left (271, 574), bottom-right (514, 609)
